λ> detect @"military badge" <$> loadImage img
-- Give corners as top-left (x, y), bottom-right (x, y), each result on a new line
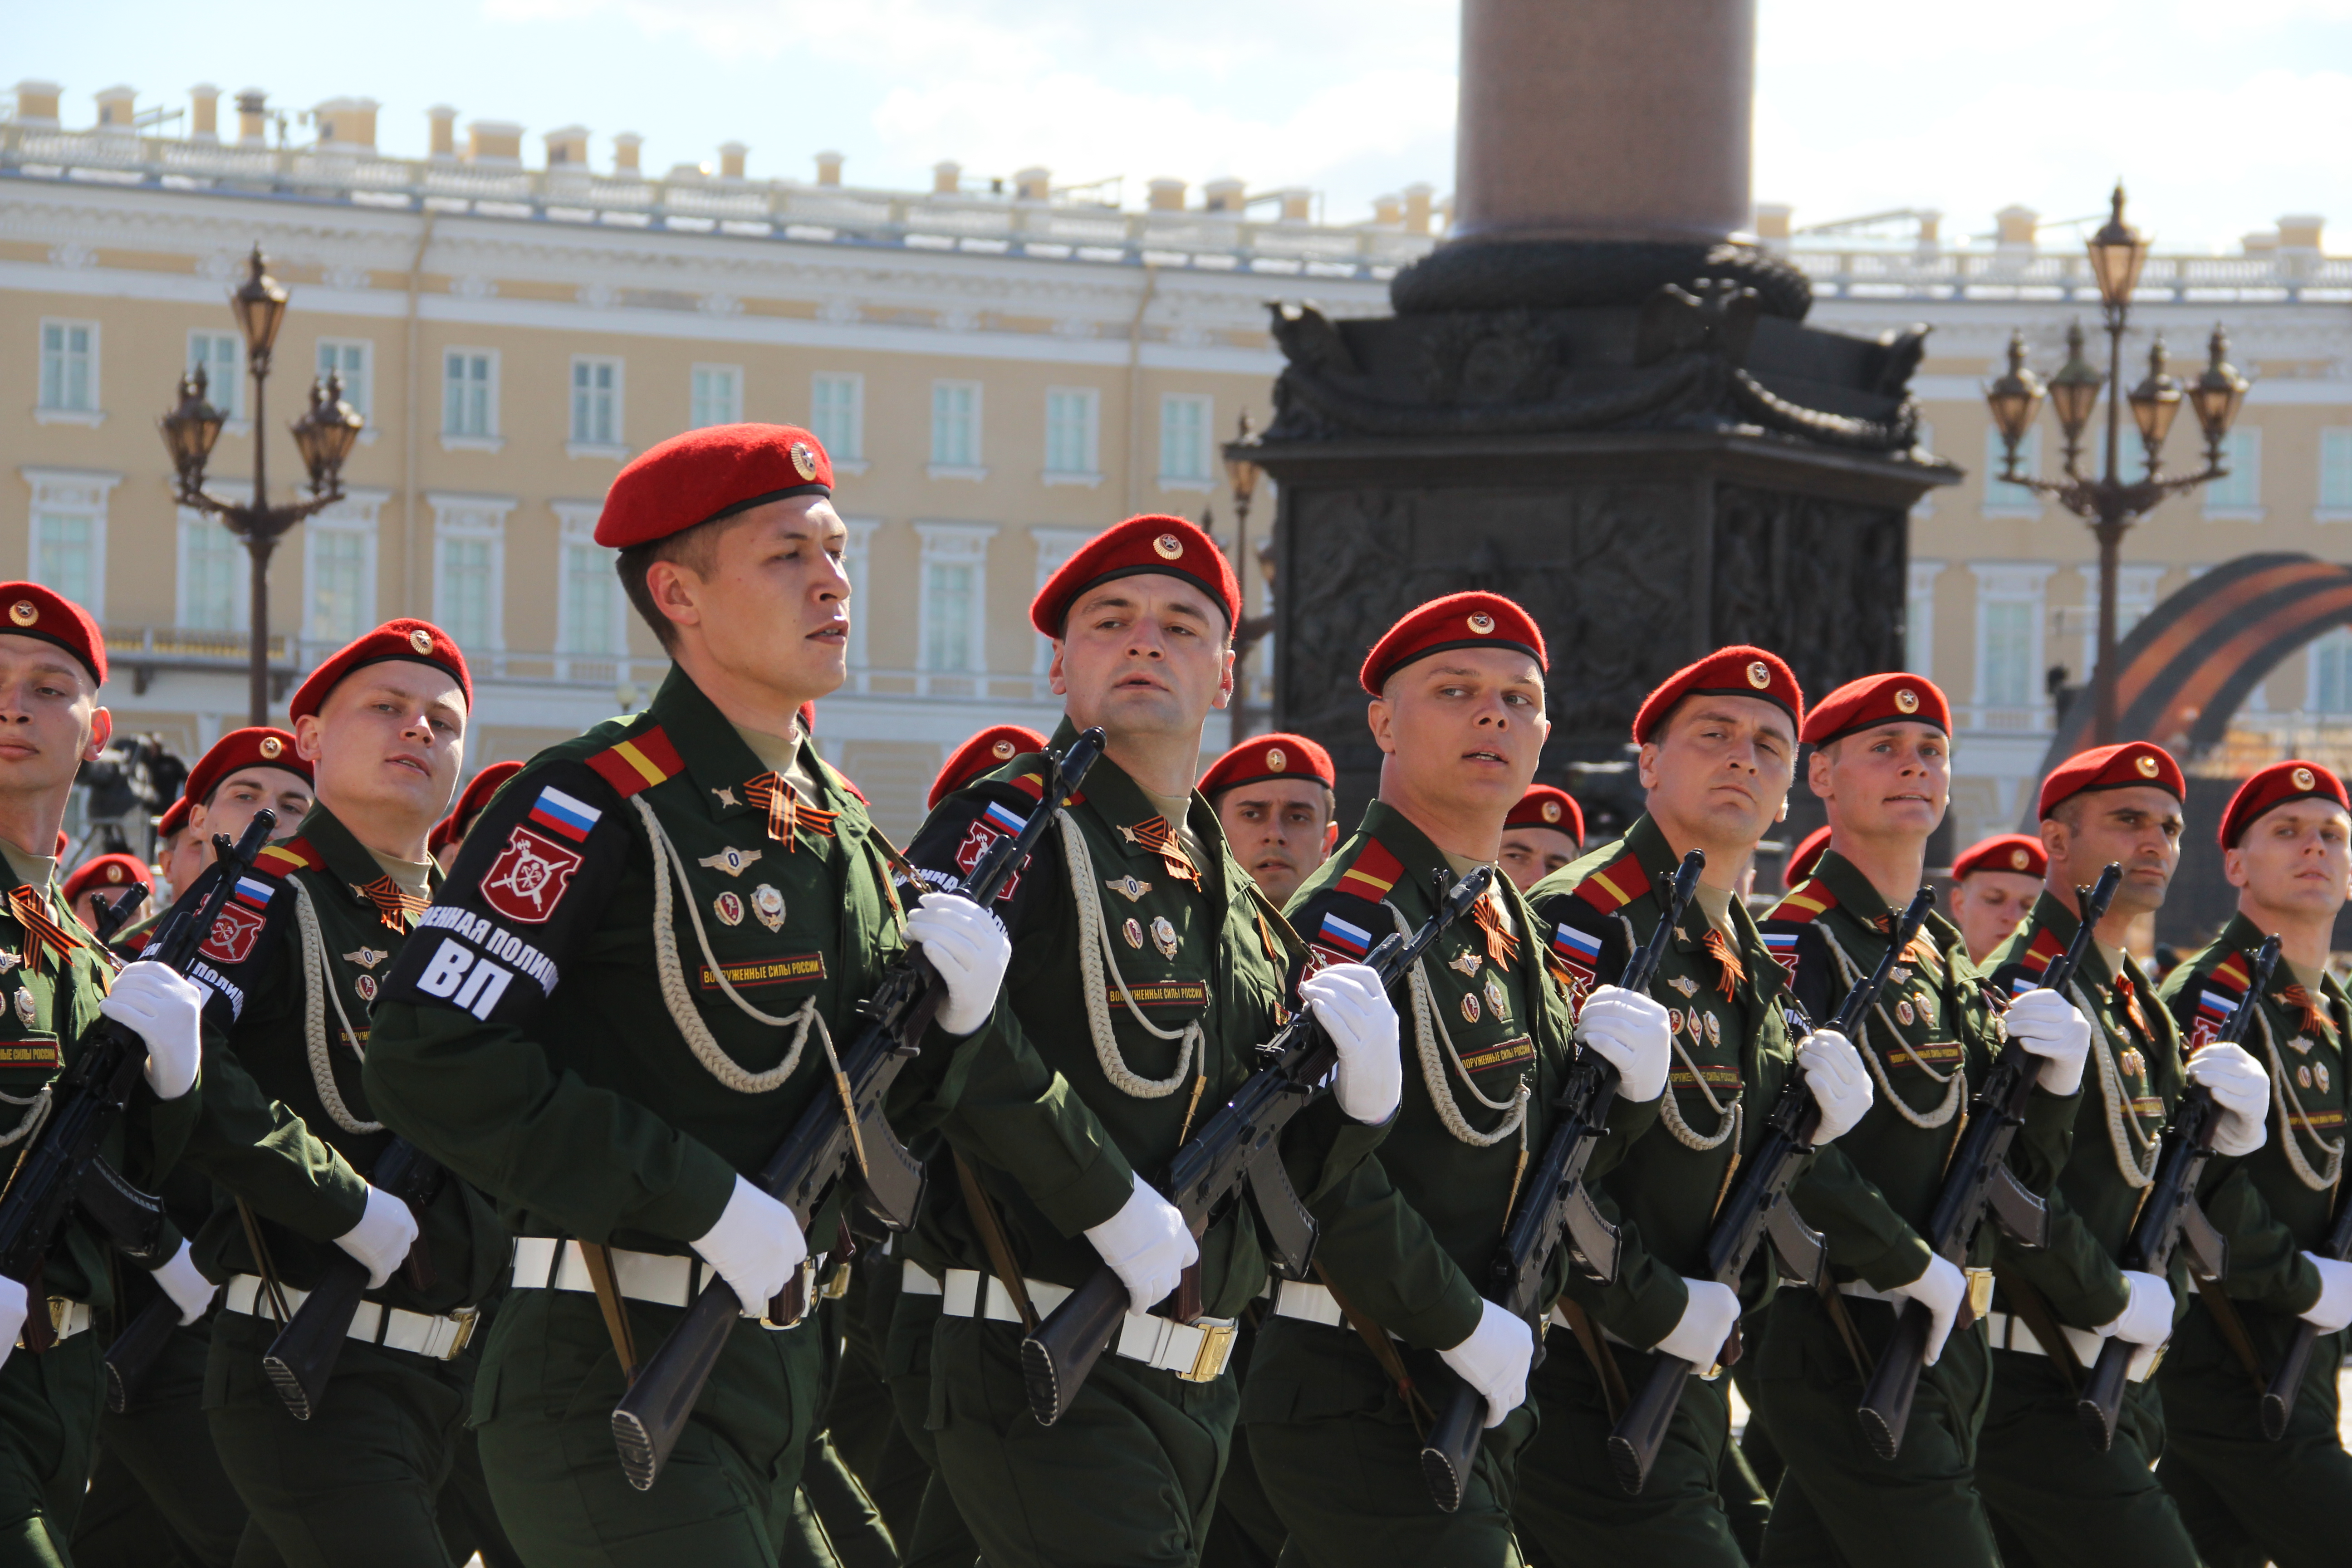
top-left (2293, 765), bottom-right (2317, 791)
top-left (698, 846), bottom-right (764, 878)
top-left (1746, 661), bottom-right (1772, 689)
top-left (201, 902), bottom-right (267, 965)
top-left (1152, 533), bottom-right (1184, 560)
top-left (1541, 799), bottom-right (1562, 823)
top-left (1265, 747), bottom-right (1287, 771)
top-left (355, 974), bottom-right (378, 1003)
top-left (714, 892), bottom-right (745, 927)
top-left (1448, 951), bottom-right (1482, 979)
top-left (2300, 1063), bottom-right (2314, 1090)
top-left (790, 441), bottom-right (819, 481)
top-left (712, 785), bottom-right (741, 809)
top-left (408, 627), bottom-right (435, 654)
top-left (1666, 1008), bottom-right (1683, 1036)
top-left (2135, 754), bottom-right (2160, 778)
top-left (1460, 993), bottom-right (1481, 1023)
top-left (2009, 848), bottom-right (2030, 870)
top-left (1123, 917), bottom-right (1145, 950)
top-left (259, 734), bottom-right (284, 760)
top-left (2121, 1048), bottom-right (2145, 1078)
top-left (1688, 1010), bottom-right (1707, 1041)
top-left (342, 947), bottom-right (389, 970)
top-left (752, 884), bottom-right (786, 932)
top-left (5, 602), bottom-right (34, 628)
top-left (1467, 612), bottom-right (1495, 635)
top-left (1896, 999), bottom-right (1915, 1026)
top-left (1704, 1012), bottom-right (1722, 1046)
top-left (1484, 974), bottom-right (1507, 1019)
top-left (1104, 875), bottom-right (1152, 902)
top-left (2293, 1035), bottom-right (2316, 1055)
top-left (2319, 1063), bottom-right (2332, 1095)
top-left (11, 989), bottom-right (31, 1026)
top-left (1669, 974), bottom-right (1699, 999)
top-left (480, 827), bottom-right (585, 926)
top-left (1151, 916), bottom-right (1178, 959)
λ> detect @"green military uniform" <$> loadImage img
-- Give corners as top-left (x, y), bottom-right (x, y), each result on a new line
top-left (1244, 803), bottom-right (1651, 1566)
top-left (2155, 914), bottom-right (2352, 1568)
top-left (896, 723), bottom-right (1379, 1568)
top-left (1514, 815), bottom-right (1799, 1567)
top-left (172, 804), bottom-right (513, 1568)
top-left (365, 666), bottom-right (904, 1565)
top-left (1971, 891), bottom-right (2202, 1568)
top-left (1752, 851), bottom-right (2078, 1566)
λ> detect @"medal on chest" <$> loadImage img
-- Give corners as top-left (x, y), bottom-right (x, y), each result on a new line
top-left (714, 891), bottom-right (745, 927)
top-left (752, 884), bottom-right (786, 932)
top-left (2118, 1047), bottom-right (2145, 1078)
top-left (1483, 972), bottom-right (1508, 1021)
top-left (1151, 916), bottom-right (1179, 960)
top-left (12, 988), bottom-right (34, 1027)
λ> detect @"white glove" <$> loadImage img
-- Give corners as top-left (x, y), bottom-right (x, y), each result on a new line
top-left (906, 893), bottom-right (1012, 1038)
top-left (1653, 1278), bottom-right (1741, 1366)
top-left (1301, 964), bottom-right (1401, 1124)
top-left (333, 1184), bottom-right (422, 1291)
top-left (691, 1173), bottom-right (808, 1317)
top-left (1576, 985), bottom-right (1672, 1103)
top-left (153, 1240), bottom-right (217, 1325)
top-left (2298, 1253), bottom-right (2352, 1333)
top-left (2097, 1268), bottom-right (2175, 1348)
top-left (1797, 1029), bottom-right (1872, 1143)
top-left (1889, 1252), bottom-right (1969, 1367)
top-left (2186, 1042), bottom-right (2269, 1159)
top-left (2004, 989), bottom-right (2091, 1098)
top-left (1083, 1178), bottom-right (1196, 1313)
top-left (101, 960), bottom-right (205, 1102)
top-left (1437, 1297), bottom-right (1535, 1427)
top-left (0, 1274), bottom-right (22, 1372)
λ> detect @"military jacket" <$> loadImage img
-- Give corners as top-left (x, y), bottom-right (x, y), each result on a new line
top-left (1763, 851), bottom-right (2075, 1290)
top-left (2160, 914), bottom-right (2345, 1321)
top-left (1985, 891), bottom-right (2191, 1332)
top-left (174, 805), bottom-right (507, 1313)
top-left (366, 667), bottom-right (905, 1263)
top-left (899, 720), bottom-right (1364, 1321)
top-left (1275, 802), bottom-right (1648, 1352)
top-left (1529, 815), bottom-right (1798, 1350)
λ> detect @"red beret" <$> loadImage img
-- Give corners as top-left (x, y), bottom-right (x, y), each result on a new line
top-left (1200, 732), bottom-right (1335, 800)
top-left (2037, 741), bottom-right (2183, 819)
top-left (1784, 824), bottom-right (1833, 889)
top-left (155, 797), bottom-right (190, 840)
top-left (185, 727), bottom-right (310, 812)
top-left (1030, 514), bottom-right (1240, 637)
top-left (1954, 833), bottom-right (2048, 881)
top-left (429, 760), bottom-right (525, 854)
top-left (1504, 784), bottom-right (1584, 844)
top-left (63, 853), bottom-right (151, 906)
top-left (1802, 672), bottom-right (1950, 747)
top-left (0, 582), bottom-right (105, 685)
top-left (1359, 593), bottom-right (1547, 696)
top-left (2220, 760), bottom-right (2351, 849)
top-left (1633, 645), bottom-right (1803, 745)
top-left (289, 620), bottom-right (471, 723)
top-left (928, 726), bottom-right (1046, 812)
top-left (596, 424), bottom-right (833, 550)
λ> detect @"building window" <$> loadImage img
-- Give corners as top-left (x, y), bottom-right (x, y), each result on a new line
top-left (430, 496), bottom-right (513, 652)
top-left (2321, 430), bottom-right (2352, 516)
top-left (1980, 601), bottom-right (2034, 708)
top-left (916, 523), bottom-right (995, 673)
top-left (442, 350), bottom-right (497, 440)
top-left (690, 364), bottom-right (741, 430)
top-left (569, 356), bottom-right (623, 451)
top-left (1983, 427), bottom-right (2042, 514)
top-left (1044, 388), bottom-right (1101, 481)
top-left (2074, 565), bottom-right (2166, 683)
top-left (2311, 628), bottom-right (2352, 715)
top-left (178, 510), bottom-right (244, 630)
top-left (842, 519), bottom-right (877, 670)
top-left (21, 468), bottom-right (120, 619)
top-left (1906, 560), bottom-right (1942, 675)
top-left (316, 338), bottom-right (372, 421)
top-left (186, 332), bottom-right (244, 420)
top-left (304, 503), bottom-right (379, 647)
top-left (556, 514), bottom-right (626, 658)
top-left (812, 374), bottom-right (864, 463)
top-left (38, 320), bottom-right (98, 415)
top-left (1031, 527), bottom-right (1094, 673)
top-left (2203, 428), bottom-right (2262, 516)
top-left (931, 382), bottom-right (982, 474)
top-left (1159, 394), bottom-right (1212, 487)
top-left (1972, 564), bottom-right (2054, 719)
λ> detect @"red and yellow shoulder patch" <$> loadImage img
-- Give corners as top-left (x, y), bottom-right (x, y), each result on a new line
top-left (251, 838), bottom-right (322, 880)
top-left (1004, 769), bottom-right (1083, 808)
top-left (2016, 926), bottom-right (2066, 979)
top-left (1334, 839), bottom-right (1403, 904)
top-left (2207, 950), bottom-right (2253, 996)
top-left (1766, 877), bottom-right (1837, 926)
top-left (1573, 850), bottom-right (1649, 915)
top-left (587, 725), bottom-right (685, 798)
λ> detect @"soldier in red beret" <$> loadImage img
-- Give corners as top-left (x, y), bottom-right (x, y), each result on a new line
top-left (62, 851), bottom-right (151, 933)
top-left (2150, 760), bottom-right (2352, 1565)
top-left (1781, 824), bottom-right (1832, 891)
top-left (147, 795), bottom-right (198, 913)
top-left (1514, 646), bottom-right (1872, 1564)
top-left (1950, 834), bottom-right (2048, 964)
top-left (1200, 730), bottom-right (1338, 906)
top-left (111, 730), bottom-right (314, 961)
top-left (428, 759), bottom-right (524, 871)
top-left (1970, 740), bottom-right (2269, 1566)
top-left (927, 725), bottom-right (1047, 813)
top-left (1497, 784), bottom-right (1583, 893)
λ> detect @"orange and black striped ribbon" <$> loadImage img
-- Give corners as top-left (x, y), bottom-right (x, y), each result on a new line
top-left (2277, 984), bottom-right (2333, 1042)
top-left (2112, 974), bottom-right (2154, 1042)
top-left (349, 877), bottom-right (430, 933)
top-left (9, 887), bottom-right (78, 972)
top-left (742, 775), bottom-right (840, 851)
top-left (1470, 892), bottom-right (1520, 970)
top-left (1120, 817), bottom-right (1201, 888)
top-left (1702, 929), bottom-right (1745, 1002)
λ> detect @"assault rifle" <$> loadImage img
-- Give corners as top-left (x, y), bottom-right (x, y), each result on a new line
top-left (91, 884), bottom-right (148, 945)
top-left (1608, 885), bottom-right (1936, 1494)
top-left (611, 728), bottom-right (1103, 1491)
top-left (1855, 862), bottom-right (2122, 1459)
top-left (1420, 849), bottom-right (1705, 1514)
top-left (2077, 935), bottom-right (2279, 1449)
top-left (1020, 865), bottom-right (1497, 1427)
top-left (2264, 1115), bottom-right (2352, 1440)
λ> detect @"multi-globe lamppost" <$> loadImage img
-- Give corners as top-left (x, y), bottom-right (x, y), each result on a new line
top-left (1983, 185), bottom-right (2248, 745)
top-left (158, 246), bottom-right (365, 725)
top-left (1221, 412), bottom-right (1277, 741)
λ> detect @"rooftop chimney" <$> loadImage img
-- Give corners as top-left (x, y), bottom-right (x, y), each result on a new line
top-left (94, 85), bottom-right (136, 134)
top-left (933, 160), bottom-right (960, 196)
top-left (1014, 165), bottom-right (1050, 202)
top-left (1402, 181), bottom-right (1434, 234)
top-left (2278, 215), bottom-right (2325, 253)
top-left (815, 150), bottom-right (843, 186)
top-left (1147, 177), bottom-right (1186, 212)
top-left (1277, 187), bottom-right (1312, 223)
top-left (427, 105), bottom-right (456, 160)
top-left (467, 120), bottom-right (524, 167)
top-left (1916, 209), bottom-right (1941, 251)
top-left (236, 88), bottom-right (269, 146)
top-left (544, 125), bottom-right (589, 167)
top-left (1994, 205), bottom-right (2038, 250)
top-left (718, 141), bottom-right (747, 180)
top-left (1752, 202), bottom-right (1792, 243)
top-left (10, 81), bottom-right (61, 127)
top-left (1203, 177), bottom-right (1245, 214)
top-left (612, 132), bottom-right (642, 175)
top-left (314, 97), bottom-right (379, 152)
top-left (1372, 193), bottom-right (1403, 227)
top-left (189, 83), bottom-right (218, 142)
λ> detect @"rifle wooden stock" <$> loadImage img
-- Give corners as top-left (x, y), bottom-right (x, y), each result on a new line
top-left (101, 1291), bottom-right (181, 1412)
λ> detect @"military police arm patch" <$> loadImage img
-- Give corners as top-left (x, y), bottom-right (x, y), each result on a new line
top-left (901, 781), bottom-right (1057, 937)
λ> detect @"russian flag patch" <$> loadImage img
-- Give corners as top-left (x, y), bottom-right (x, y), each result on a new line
top-left (1550, 922), bottom-right (1602, 974)
top-left (230, 875), bottom-right (275, 910)
top-left (527, 786), bottom-right (603, 843)
top-left (1763, 930), bottom-right (1801, 981)
top-left (983, 801), bottom-right (1028, 836)
top-left (1318, 911), bottom-right (1372, 960)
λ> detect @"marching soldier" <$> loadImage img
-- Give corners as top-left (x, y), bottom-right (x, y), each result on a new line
top-left (2154, 760), bottom-right (2352, 1568)
top-left (149, 797), bottom-right (198, 914)
top-left (1200, 730), bottom-right (1338, 909)
top-left (1752, 674), bottom-right (2089, 1566)
top-left (1971, 742), bottom-right (2270, 1568)
top-left (1496, 784), bottom-right (1583, 893)
top-left (116, 730), bottom-right (314, 961)
top-left (895, 512), bottom-right (1403, 1568)
top-left (1245, 593), bottom-right (1671, 1563)
top-left (1514, 646), bottom-right (1874, 1564)
top-left (1782, 824), bottom-right (1831, 892)
top-left (428, 760), bottom-right (522, 872)
top-left (1950, 834), bottom-right (2047, 965)
top-left (62, 853), bottom-right (150, 936)
top-left (930, 726), bottom-right (1047, 814)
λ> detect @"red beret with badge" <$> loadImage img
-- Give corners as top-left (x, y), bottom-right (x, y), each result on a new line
top-left (1632, 645), bottom-right (1804, 745)
top-left (1030, 514), bottom-right (1240, 637)
top-left (0, 581), bottom-right (106, 686)
top-left (1358, 592), bottom-right (1547, 696)
top-left (155, 796), bottom-right (191, 841)
top-left (430, 760), bottom-right (526, 855)
top-left (63, 853), bottom-right (151, 907)
top-left (184, 727), bottom-right (311, 810)
top-left (2036, 740), bottom-right (2183, 820)
top-left (929, 726), bottom-right (1048, 812)
top-left (2220, 759), bottom-right (2351, 849)
top-left (1200, 731), bottom-right (1336, 802)
top-left (1504, 784), bottom-right (1584, 846)
top-left (1954, 833), bottom-right (2048, 882)
top-left (1802, 672), bottom-right (1950, 747)
top-left (596, 424), bottom-right (833, 550)
top-left (1783, 824), bottom-right (1833, 889)
top-left (289, 619), bottom-right (471, 724)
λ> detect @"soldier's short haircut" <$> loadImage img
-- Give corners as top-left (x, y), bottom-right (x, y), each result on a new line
top-left (615, 513), bottom-right (751, 652)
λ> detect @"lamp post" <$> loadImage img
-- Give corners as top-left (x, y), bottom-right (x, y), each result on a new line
top-left (1984, 185), bottom-right (2248, 745)
top-left (1222, 412), bottom-right (1277, 741)
top-left (160, 246), bottom-right (363, 725)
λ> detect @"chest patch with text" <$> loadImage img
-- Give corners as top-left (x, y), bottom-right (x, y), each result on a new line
top-left (480, 826), bottom-right (585, 924)
top-left (696, 953), bottom-right (827, 993)
top-left (1458, 1034), bottom-right (1534, 1075)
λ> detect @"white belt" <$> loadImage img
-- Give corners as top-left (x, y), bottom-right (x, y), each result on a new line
top-left (222, 1276), bottom-right (477, 1362)
top-left (15, 1298), bottom-right (91, 1349)
top-left (902, 1259), bottom-right (943, 1297)
top-left (931, 1266), bottom-right (1238, 1383)
top-left (1984, 1309), bottom-right (2152, 1382)
top-left (509, 1237), bottom-right (812, 1329)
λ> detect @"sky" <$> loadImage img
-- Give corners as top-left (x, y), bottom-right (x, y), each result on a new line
top-left (9, 0), bottom-right (2350, 251)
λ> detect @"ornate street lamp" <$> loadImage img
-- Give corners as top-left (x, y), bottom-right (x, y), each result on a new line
top-left (1983, 185), bottom-right (2247, 744)
top-left (1222, 411), bottom-right (1275, 740)
top-left (159, 245), bottom-right (363, 724)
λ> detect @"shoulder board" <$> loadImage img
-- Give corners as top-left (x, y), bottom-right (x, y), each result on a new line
top-left (1004, 763), bottom-right (1084, 809)
top-left (2190, 950), bottom-right (2255, 1031)
top-left (250, 838), bottom-right (322, 882)
top-left (1572, 850), bottom-right (1649, 915)
top-left (585, 725), bottom-right (685, 798)
top-left (1764, 877), bottom-right (1837, 927)
top-left (1333, 838), bottom-right (1404, 904)
top-left (2008, 926), bottom-right (2068, 995)
top-left (2207, 950), bottom-right (2253, 996)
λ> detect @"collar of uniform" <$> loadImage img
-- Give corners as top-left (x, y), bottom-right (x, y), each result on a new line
top-left (1809, 849), bottom-right (1892, 929)
top-left (2020, 888), bottom-right (2108, 988)
top-left (291, 801), bottom-right (445, 906)
top-left (2215, 910), bottom-right (2348, 1041)
top-left (1043, 716), bottom-right (1225, 893)
top-left (646, 664), bottom-right (850, 828)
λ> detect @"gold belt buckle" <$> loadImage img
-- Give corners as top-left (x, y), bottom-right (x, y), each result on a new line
top-left (442, 1307), bottom-right (479, 1361)
top-left (45, 1297), bottom-right (68, 1335)
top-left (1965, 1267), bottom-right (1995, 1322)
top-left (1180, 1320), bottom-right (1238, 1383)
top-left (821, 1259), bottom-right (854, 1301)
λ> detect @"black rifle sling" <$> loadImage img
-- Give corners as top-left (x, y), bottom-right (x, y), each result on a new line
top-left (234, 1197), bottom-right (291, 1326)
top-left (1311, 1260), bottom-right (1434, 1435)
top-left (1555, 1295), bottom-right (1629, 1422)
top-left (1994, 1264), bottom-right (2082, 1391)
top-left (581, 1243), bottom-right (641, 1382)
top-left (955, 1152), bottom-right (1038, 1333)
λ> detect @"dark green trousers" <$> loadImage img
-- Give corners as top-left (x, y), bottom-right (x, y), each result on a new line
top-left (1972, 1345), bottom-right (2198, 1568)
top-left (0, 1328), bottom-right (104, 1567)
top-left (2156, 1311), bottom-right (2352, 1568)
top-left (1720, 1355), bottom-right (1774, 1563)
top-left (883, 1281), bottom-right (977, 1568)
top-left (799, 1270), bottom-right (896, 1568)
top-left (1203, 1317), bottom-right (1284, 1568)
top-left (1753, 1292), bottom-right (1999, 1568)
top-left (829, 1254), bottom-right (928, 1549)
top-left (1510, 1332), bottom-right (1746, 1568)
top-left (475, 1288), bottom-right (823, 1567)
top-left (929, 1313), bottom-right (1237, 1568)
top-left (71, 1318), bottom-right (245, 1568)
